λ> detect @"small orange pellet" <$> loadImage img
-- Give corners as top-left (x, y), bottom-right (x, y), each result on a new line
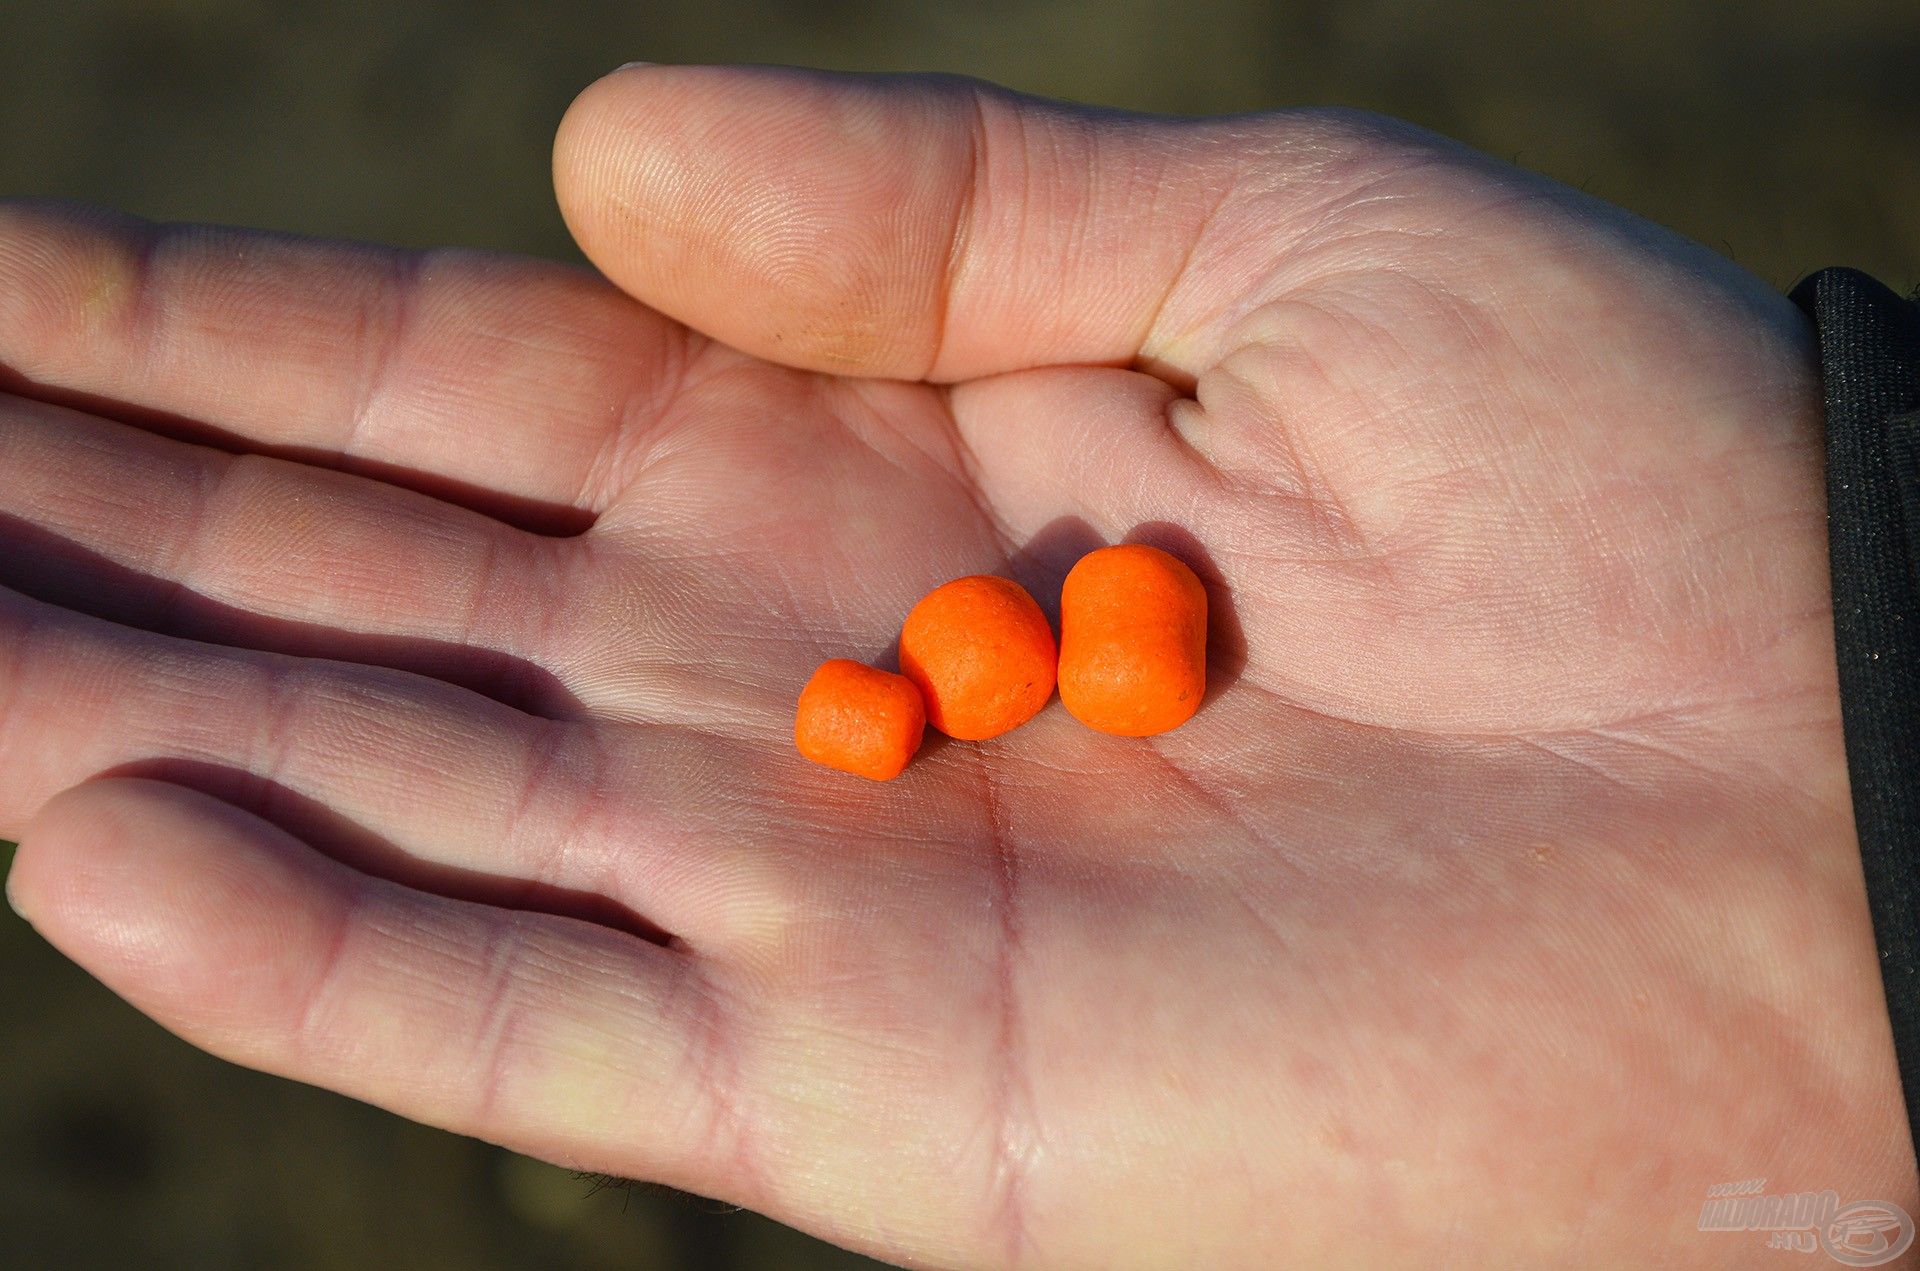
top-left (898, 575), bottom-right (1057, 740)
top-left (1058, 544), bottom-right (1208, 736)
top-left (794, 659), bottom-right (926, 780)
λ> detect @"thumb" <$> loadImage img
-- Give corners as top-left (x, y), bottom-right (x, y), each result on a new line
top-left (552, 64), bottom-right (1344, 383)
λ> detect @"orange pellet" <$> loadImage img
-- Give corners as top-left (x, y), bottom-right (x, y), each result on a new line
top-left (794, 659), bottom-right (926, 780)
top-left (1058, 544), bottom-right (1208, 736)
top-left (898, 575), bottom-right (1057, 740)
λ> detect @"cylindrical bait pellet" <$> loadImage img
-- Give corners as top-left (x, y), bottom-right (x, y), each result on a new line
top-left (1058, 544), bottom-right (1208, 736)
top-left (898, 575), bottom-right (1057, 740)
top-left (795, 659), bottom-right (926, 780)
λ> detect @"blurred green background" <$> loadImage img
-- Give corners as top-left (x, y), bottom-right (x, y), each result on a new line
top-left (1, 1), bottom-right (1916, 1268)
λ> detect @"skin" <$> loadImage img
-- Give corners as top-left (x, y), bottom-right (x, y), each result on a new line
top-left (0, 64), bottom-right (1910, 1269)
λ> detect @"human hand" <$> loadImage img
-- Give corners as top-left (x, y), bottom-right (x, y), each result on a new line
top-left (2, 65), bottom-right (1909, 1267)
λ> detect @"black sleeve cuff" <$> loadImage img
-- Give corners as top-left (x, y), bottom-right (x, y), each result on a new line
top-left (1789, 267), bottom-right (1920, 1156)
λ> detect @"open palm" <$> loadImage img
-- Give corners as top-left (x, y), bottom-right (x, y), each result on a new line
top-left (3, 67), bottom-right (1909, 1268)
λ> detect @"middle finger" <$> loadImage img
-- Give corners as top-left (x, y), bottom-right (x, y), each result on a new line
top-left (0, 391), bottom-right (581, 714)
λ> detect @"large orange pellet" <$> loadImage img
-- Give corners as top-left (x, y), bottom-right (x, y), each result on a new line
top-left (1058, 544), bottom-right (1208, 736)
top-left (898, 575), bottom-right (1057, 740)
top-left (794, 659), bottom-right (926, 780)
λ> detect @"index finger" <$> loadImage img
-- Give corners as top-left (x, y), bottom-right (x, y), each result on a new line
top-left (0, 200), bottom-right (696, 525)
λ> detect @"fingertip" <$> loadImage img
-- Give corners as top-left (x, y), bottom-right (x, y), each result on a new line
top-left (552, 62), bottom-right (668, 261)
top-left (0, 200), bottom-right (151, 384)
top-left (551, 63), bottom-right (971, 378)
top-left (8, 776), bottom-right (158, 926)
top-left (3, 843), bottom-right (26, 923)
top-left (11, 778), bottom-right (344, 1029)
top-left (551, 60), bottom-right (656, 191)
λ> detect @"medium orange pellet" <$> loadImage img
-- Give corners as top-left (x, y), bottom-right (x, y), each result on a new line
top-left (898, 575), bottom-right (1057, 740)
top-left (794, 659), bottom-right (926, 780)
top-left (1058, 544), bottom-right (1208, 736)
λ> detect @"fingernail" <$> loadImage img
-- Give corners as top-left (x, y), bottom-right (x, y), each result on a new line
top-left (616, 61), bottom-right (657, 72)
top-left (4, 866), bottom-right (25, 921)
